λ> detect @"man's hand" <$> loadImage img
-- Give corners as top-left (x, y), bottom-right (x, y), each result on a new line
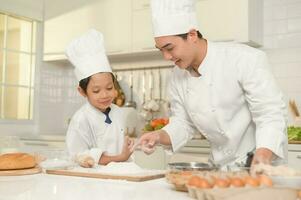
top-left (250, 148), bottom-right (275, 175)
top-left (137, 131), bottom-right (161, 154)
top-left (251, 148), bottom-right (274, 166)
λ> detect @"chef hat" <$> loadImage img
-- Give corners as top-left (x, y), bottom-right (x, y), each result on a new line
top-left (150, 0), bottom-right (199, 37)
top-left (65, 29), bottom-right (112, 82)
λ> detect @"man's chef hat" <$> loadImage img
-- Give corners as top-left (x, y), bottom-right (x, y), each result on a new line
top-left (65, 29), bottom-right (112, 82)
top-left (150, 0), bottom-right (199, 37)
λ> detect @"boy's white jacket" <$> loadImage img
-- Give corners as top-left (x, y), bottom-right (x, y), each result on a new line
top-left (163, 41), bottom-right (288, 167)
top-left (66, 103), bottom-right (125, 163)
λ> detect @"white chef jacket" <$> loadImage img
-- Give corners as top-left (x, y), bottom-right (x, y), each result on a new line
top-left (66, 102), bottom-right (125, 163)
top-left (163, 41), bottom-right (288, 166)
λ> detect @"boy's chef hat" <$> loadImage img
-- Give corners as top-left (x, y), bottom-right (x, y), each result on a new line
top-left (65, 29), bottom-right (112, 82)
top-left (150, 0), bottom-right (199, 37)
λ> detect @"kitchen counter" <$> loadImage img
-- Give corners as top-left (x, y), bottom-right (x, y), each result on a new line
top-left (0, 174), bottom-right (191, 200)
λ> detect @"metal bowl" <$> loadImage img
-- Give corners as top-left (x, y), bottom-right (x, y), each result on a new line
top-left (168, 162), bottom-right (219, 171)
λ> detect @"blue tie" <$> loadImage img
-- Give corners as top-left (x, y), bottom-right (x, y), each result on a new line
top-left (103, 107), bottom-right (112, 124)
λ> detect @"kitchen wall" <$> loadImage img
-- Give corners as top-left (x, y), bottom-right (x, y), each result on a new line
top-left (37, 0), bottom-right (301, 134)
top-left (262, 0), bottom-right (301, 122)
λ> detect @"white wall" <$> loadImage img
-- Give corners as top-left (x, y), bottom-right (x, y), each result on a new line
top-left (30, 0), bottom-right (301, 134)
top-left (38, 61), bottom-right (84, 134)
top-left (262, 0), bottom-right (301, 123)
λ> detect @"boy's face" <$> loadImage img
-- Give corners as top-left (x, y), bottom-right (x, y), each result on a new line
top-left (80, 73), bottom-right (117, 112)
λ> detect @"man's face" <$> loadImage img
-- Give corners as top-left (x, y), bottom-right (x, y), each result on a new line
top-left (155, 33), bottom-right (196, 69)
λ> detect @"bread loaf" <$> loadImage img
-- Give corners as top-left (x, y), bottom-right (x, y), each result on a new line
top-left (0, 153), bottom-right (36, 170)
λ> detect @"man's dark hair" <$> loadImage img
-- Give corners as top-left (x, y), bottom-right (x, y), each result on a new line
top-left (176, 31), bottom-right (203, 40)
top-left (79, 73), bottom-right (116, 93)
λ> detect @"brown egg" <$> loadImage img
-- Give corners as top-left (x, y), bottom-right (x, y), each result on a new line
top-left (258, 174), bottom-right (273, 187)
top-left (230, 177), bottom-right (245, 187)
top-left (187, 176), bottom-right (202, 187)
top-left (214, 178), bottom-right (231, 188)
top-left (244, 176), bottom-right (260, 187)
top-left (197, 178), bottom-right (213, 189)
top-left (298, 190), bottom-right (301, 198)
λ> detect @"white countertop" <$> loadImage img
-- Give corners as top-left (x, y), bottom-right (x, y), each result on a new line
top-left (0, 174), bottom-right (191, 200)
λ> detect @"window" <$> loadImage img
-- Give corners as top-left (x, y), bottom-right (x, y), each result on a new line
top-left (0, 13), bottom-right (36, 120)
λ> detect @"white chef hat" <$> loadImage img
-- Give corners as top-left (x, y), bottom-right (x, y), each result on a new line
top-left (150, 0), bottom-right (199, 37)
top-left (65, 29), bottom-right (112, 82)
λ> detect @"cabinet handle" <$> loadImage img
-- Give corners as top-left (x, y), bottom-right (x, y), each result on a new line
top-left (24, 142), bottom-right (49, 146)
top-left (297, 155), bottom-right (301, 159)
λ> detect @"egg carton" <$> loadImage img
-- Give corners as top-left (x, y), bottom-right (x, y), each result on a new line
top-left (187, 185), bottom-right (299, 200)
top-left (165, 170), bottom-right (249, 192)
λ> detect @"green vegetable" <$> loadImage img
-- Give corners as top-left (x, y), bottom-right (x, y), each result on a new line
top-left (287, 126), bottom-right (301, 141)
top-left (144, 124), bottom-right (154, 132)
top-left (154, 124), bottom-right (165, 130)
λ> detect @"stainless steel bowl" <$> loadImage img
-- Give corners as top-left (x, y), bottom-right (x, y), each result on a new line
top-left (168, 162), bottom-right (219, 171)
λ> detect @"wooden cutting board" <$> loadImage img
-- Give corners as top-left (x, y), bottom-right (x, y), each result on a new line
top-left (46, 169), bottom-right (165, 182)
top-left (0, 166), bottom-right (42, 176)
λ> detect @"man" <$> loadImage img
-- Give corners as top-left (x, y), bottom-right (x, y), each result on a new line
top-left (137, 0), bottom-right (288, 168)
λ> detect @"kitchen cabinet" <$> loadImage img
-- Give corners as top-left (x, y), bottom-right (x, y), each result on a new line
top-left (99, 0), bottom-right (132, 54)
top-left (133, 146), bottom-right (169, 170)
top-left (170, 140), bottom-right (210, 163)
top-left (288, 144), bottom-right (301, 170)
top-left (19, 136), bottom-right (66, 153)
top-left (43, 0), bottom-right (105, 61)
top-left (43, 0), bottom-right (146, 61)
top-left (131, 0), bottom-right (156, 52)
top-left (196, 0), bottom-right (263, 46)
top-left (133, 139), bottom-right (211, 170)
top-left (43, 0), bottom-right (262, 61)
top-left (43, 0), bottom-right (132, 60)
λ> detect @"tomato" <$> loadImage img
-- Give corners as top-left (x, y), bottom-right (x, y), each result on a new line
top-left (149, 118), bottom-right (169, 128)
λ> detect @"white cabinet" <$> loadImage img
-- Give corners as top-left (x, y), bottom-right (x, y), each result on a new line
top-left (43, 0), bottom-right (154, 61)
top-left (100, 0), bottom-right (132, 54)
top-left (133, 146), bottom-right (168, 170)
top-left (288, 151), bottom-right (301, 170)
top-left (43, 0), bottom-right (263, 61)
top-left (43, 1), bottom-right (105, 61)
top-left (196, 0), bottom-right (263, 47)
top-left (132, 0), bottom-right (155, 52)
top-left (20, 139), bottom-right (66, 153)
top-left (288, 144), bottom-right (301, 170)
top-left (169, 152), bottom-right (209, 163)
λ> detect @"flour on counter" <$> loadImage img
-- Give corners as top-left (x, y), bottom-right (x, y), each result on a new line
top-left (70, 162), bottom-right (165, 176)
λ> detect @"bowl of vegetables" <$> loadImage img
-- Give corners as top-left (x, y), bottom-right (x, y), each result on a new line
top-left (143, 118), bottom-right (169, 132)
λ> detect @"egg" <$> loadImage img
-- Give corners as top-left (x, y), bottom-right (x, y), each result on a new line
top-left (244, 176), bottom-right (260, 187)
top-left (197, 178), bottom-right (213, 189)
top-left (230, 177), bottom-right (245, 187)
top-left (214, 177), bottom-right (231, 188)
top-left (187, 176), bottom-right (202, 187)
top-left (257, 174), bottom-right (273, 187)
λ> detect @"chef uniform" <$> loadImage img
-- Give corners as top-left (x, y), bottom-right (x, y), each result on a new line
top-left (150, 0), bottom-right (288, 167)
top-left (65, 30), bottom-right (126, 163)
